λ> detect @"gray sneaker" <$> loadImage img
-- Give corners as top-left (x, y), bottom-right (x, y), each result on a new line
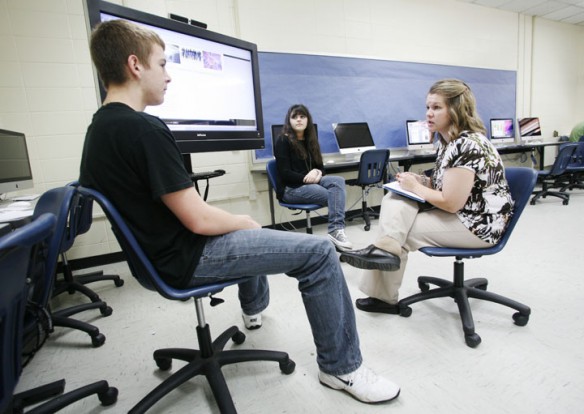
top-left (328, 229), bottom-right (353, 251)
top-left (319, 365), bottom-right (400, 404)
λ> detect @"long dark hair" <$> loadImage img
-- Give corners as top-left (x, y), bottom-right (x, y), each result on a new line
top-left (280, 104), bottom-right (323, 166)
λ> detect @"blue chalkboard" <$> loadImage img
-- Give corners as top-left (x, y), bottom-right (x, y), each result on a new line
top-left (255, 52), bottom-right (516, 160)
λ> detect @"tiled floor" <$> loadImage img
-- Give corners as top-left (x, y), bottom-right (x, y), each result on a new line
top-left (15, 190), bottom-right (584, 413)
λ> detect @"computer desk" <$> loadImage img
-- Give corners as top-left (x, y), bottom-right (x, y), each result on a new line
top-left (265, 141), bottom-right (562, 228)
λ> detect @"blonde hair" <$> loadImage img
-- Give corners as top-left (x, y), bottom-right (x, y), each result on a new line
top-left (428, 79), bottom-right (486, 141)
top-left (90, 19), bottom-right (165, 88)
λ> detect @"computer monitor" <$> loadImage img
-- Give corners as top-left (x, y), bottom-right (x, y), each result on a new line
top-left (0, 129), bottom-right (34, 196)
top-left (332, 122), bottom-right (376, 155)
top-left (489, 118), bottom-right (515, 145)
top-left (406, 120), bottom-right (434, 152)
top-left (270, 124), bottom-right (318, 156)
top-left (84, 0), bottom-right (264, 155)
top-left (518, 117), bottom-right (542, 142)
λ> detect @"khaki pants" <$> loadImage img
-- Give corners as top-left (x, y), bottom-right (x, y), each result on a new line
top-left (359, 192), bottom-right (492, 304)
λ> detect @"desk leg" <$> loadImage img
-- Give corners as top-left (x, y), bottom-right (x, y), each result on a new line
top-left (536, 147), bottom-right (545, 170)
top-left (268, 181), bottom-right (276, 228)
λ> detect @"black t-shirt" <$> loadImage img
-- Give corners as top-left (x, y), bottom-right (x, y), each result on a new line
top-left (79, 103), bottom-right (206, 288)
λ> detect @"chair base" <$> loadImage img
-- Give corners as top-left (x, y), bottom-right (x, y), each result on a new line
top-left (129, 324), bottom-right (295, 414)
top-left (10, 379), bottom-right (118, 414)
top-left (346, 200), bottom-right (379, 231)
top-left (530, 189), bottom-right (569, 205)
top-left (397, 270), bottom-right (531, 348)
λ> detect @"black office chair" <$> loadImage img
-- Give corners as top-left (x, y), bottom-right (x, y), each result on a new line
top-left (266, 159), bottom-right (325, 234)
top-left (530, 142), bottom-right (578, 205)
top-left (76, 186), bottom-right (296, 413)
top-left (560, 137), bottom-right (584, 192)
top-left (397, 167), bottom-right (537, 348)
top-left (345, 149), bottom-right (390, 231)
top-left (0, 213), bottom-right (118, 414)
top-left (31, 187), bottom-right (111, 348)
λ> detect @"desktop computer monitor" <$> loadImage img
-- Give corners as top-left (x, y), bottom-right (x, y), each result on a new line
top-left (518, 117), bottom-right (542, 142)
top-left (406, 120), bottom-right (434, 152)
top-left (0, 129), bottom-right (34, 195)
top-left (332, 122), bottom-right (376, 155)
top-left (489, 118), bottom-right (515, 145)
top-left (271, 123), bottom-right (318, 155)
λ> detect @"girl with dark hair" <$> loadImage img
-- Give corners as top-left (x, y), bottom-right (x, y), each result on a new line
top-left (274, 104), bottom-right (353, 250)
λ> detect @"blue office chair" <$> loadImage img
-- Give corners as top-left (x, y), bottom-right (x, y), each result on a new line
top-left (0, 213), bottom-right (118, 414)
top-left (560, 137), bottom-right (584, 192)
top-left (76, 186), bottom-right (296, 413)
top-left (52, 181), bottom-right (124, 303)
top-left (30, 187), bottom-right (111, 348)
top-left (397, 167), bottom-right (537, 348)
top-left (530, 142), bottom-right (578, 205)
top-left (345, 149), bottom-right (390, 231)
top-left (266, 159), bottom-right (325, 234)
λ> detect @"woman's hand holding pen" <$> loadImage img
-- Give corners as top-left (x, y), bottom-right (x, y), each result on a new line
top-left (396, 172), bottom-right (423, 192)
top-left (304, 168), bottom-right (322, 184)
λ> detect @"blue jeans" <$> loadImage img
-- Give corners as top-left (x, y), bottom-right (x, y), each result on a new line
top-left (282, 175), bottom-right (346, 233)
top-left (190, 228), bottom-right (362, 376)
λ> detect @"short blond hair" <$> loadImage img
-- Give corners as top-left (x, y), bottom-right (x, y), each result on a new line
top-left (90, 19), bottom-right (165, 88)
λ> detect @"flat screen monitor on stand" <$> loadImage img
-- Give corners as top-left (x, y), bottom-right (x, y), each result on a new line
top-left (518, 117), bottom-right (542, 143)
top-left (0, 129), bottom-right (34, 199)
top-left (489, 118), bottom-right (516, 145)
top-left (406, 120), bottom-right (434, 154)
top-left (332, 122), bottom-right (376, 160)
top-left (84, 0), bottom-right (265, 177)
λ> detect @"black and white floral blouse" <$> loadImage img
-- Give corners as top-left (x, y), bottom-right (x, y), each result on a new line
top-left (432, 131), bottom-right (514, 244)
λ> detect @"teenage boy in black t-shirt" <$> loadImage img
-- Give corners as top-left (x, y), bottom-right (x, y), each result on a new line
top-left (80, 19), bottom-right (399, 405)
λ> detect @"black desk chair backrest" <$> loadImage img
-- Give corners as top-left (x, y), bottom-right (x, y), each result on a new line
top-left (345, 149), bottom-right (390, 231)
top-left (75, 186), bottom-right (295, 413)
top-left (398, 167), bottom-right (537, 347)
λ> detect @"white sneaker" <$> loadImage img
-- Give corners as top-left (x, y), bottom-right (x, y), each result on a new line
top-left (319, 365), bottom-right (400, 404)
top-left (242, 312), bottom-right (262, 330)
top-left (328, 229), bottom-right (353, 251)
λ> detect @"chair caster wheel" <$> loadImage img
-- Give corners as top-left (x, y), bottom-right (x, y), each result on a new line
top-left (562, 200), bottom-right (569, 205)
top-left (513, 312), bottom-right (529, 326)
top-left (232, 330), bottom-right (246, 345)
top-left (114, 278), bottom-right (125, 287)
top-left (155, 357), bottom-right (172, 371)
top-left (398, 306), bottom-right (412, 317)
top-left (364, 225), bottom-right (370, 231)
top-left (279, 358), bottom-right (296, 375)
top-left (465, 333), bottom-right (481, 348)
top-left (418, 281), bottom-right (430, 292)
top-left (92, 333), bottom-right (106, 347)
top-left (98, 386), bottom-right (119, 406)
top-left (100, 305), bottom-right (113, 316)
top-left (530, 200), bottom-right (535, 205)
